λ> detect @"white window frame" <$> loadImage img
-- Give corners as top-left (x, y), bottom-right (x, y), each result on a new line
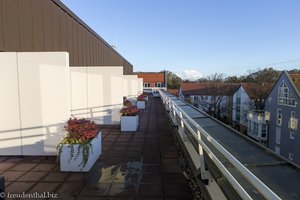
top-left (155, 82), bottom-right (162, 87)
top-left (278, 81), bottom-right (296, 107)
top-left (291, 111), bottom-right (296, 118)
top-left (261, 124), bottom-right (267, 138)
top-left (144, 82), bottom-right (150, 88)
top-left (290, 132), bottom-right (295, 140)
top-left (276, 127), bottom-right (281, 145)
top-left (275, 146), bottom-right (280, 155)
top-left (289, 152), bottom-right (294, 161)
top-left (277, 109), bottom-right (282, 126)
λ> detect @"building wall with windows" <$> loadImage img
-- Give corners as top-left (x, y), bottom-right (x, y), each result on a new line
top-left (0, 0), bottom-right (133, 74)
top-left (135, 71), bottom-right (167, 92)
top-left (265, 71), bottom-right (300, 165)
top-left (232, 86), bottom-right (252, 128)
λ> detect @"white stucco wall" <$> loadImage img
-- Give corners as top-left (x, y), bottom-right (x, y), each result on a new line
top-left (232, 86), bottom-right (251, 127)
top-left (138, 78), bottom-right (144, 95)
top-left (0, 52), bottom-right (70, 155)
top-left (123, 75), bottom-right (139, 98)
top-left (70, 66), bottom-right (123, 124)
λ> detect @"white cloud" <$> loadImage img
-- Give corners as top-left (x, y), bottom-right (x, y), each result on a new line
top-left (176, 70), bottom-right (203, 81)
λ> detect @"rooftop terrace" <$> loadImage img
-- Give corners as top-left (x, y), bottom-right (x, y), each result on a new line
top-left (0, 97), bottom-right (192, 200)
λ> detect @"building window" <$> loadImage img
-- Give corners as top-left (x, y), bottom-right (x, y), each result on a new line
top-left (155, 82), bottom-right (162, 87)
top-left (289, 152), bottom-right (294, 161)
top-left (277, 109), bottom-right (282, 126)
top-left (253, 122), bottom-right (258, 136)
top-left (290, 132), bottom-right (295, 140)
top-left (276, 127), bottom-right (281, 144)
top-left (291, 111), bottom-right (296, 118)
top-left (236, 97), bottom-right (241, 105)
top-left (144, 83), bottom-right (150, 87)
top-left (275, 146), bottom-right (280, 155)
top-left (261, 124), bottom-right (267, 138)
top-left (278, 81), bottom-right (296, 106)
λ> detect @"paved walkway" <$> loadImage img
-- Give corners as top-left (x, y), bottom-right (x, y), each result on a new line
top-left (0, 96), bottom-right (192, 200)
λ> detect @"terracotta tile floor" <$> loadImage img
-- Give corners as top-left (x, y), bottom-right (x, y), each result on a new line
top-left (0, 97), bottom-right (192, 200)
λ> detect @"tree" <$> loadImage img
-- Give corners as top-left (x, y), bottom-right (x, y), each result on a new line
top-left (243, 68), bottom-right (280, 109)
top-left (167, 71), bottom-right (182, 89)
top-left (194, 73), bottom-right (230, 120)
top-left (224, 75), bottom-right (240, 83)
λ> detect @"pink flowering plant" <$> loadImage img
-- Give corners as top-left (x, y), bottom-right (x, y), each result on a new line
top-left (120, 106), bottom-right (140, 116)
top-left (57, 117), bottom-right (99, 168)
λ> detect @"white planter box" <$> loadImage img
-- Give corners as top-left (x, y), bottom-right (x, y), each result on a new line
top-left (59, 132), bottom-right (102, 172)
top-left (121, 115), bottom-right (139, 132)
top-left (129, 99), bottom-right (137, 106)
top-left (137, 101), bottom-right (146, 109)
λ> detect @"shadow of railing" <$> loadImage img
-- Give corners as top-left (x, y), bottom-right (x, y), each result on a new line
top-left (71, 103), bottom-right (124, 125)
top-left (0, 122), bottom-right (65, 156)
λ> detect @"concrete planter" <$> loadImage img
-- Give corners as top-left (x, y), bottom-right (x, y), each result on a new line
top-left (59, 132), bottom-right (102, 172)
top-left (121, 115), bottom-right (139, 132)
top-left (137, 101), bottom-right (146, 109)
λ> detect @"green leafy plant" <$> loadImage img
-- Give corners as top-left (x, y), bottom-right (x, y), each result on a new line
top-left (120, 106), bottom-right (140, 116)
top-left (57, 117), bottom-right (99, 169)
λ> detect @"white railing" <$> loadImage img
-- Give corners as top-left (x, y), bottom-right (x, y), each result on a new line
top-left (159, 90), bottom-right (281, 200)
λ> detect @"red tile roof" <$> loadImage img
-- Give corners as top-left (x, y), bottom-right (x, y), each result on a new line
top-left (136, 72), bottom-right (165, 83)
top-left (181, 82), bottom-right (240, 96)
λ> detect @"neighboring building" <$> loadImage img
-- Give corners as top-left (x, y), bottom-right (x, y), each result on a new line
top-left (0, 0), bottom-right (133, 75)
top-left (232, 84), bottom-right (252, 132)
top-left (135, 71), bottom-right (168, 92)
top-left (180, 82), bottom-right (239, 122)
top-left (265, 71), bottom-right (300, 164)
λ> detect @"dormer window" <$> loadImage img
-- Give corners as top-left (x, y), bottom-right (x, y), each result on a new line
top-left (278, 81), bottom-right (296, 107)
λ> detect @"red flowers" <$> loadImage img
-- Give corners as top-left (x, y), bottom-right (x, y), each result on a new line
top-left (137, 93), bottom-right (147, 101)
top-left (64, 118), bottom-right (98, 142)
top-left (120, 106), bottom-right (140, 116)
top-left (124, 99), bottom-right (133, 107)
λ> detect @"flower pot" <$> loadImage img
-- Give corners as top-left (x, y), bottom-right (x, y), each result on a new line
top-left (121, 115), bottom-right (139, 132)
top-left (137, 101), bottom-right (145, 109)
top-left (59, 132), bottom-right (102, 172)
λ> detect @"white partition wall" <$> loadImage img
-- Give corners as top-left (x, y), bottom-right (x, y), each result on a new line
top-left (123, 75), bottom-right (139, 98)
top-left (0, 52), bottom-right (70, 155)
top-left (70, 67), bottom-right (88, 118)
top-left (0, 53), bottom-right (22, 155)
top-left (70, 67), bottom-right (123, 124)
top-left (138, 78), bottom-right (144, 95)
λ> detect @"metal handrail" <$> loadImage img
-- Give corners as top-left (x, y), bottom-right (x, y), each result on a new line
top-left (159, 90), bottom-right (281, 200)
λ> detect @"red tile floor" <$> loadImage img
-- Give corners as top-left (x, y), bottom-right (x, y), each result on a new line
top-left (0, 97), bottom-right (192, 200)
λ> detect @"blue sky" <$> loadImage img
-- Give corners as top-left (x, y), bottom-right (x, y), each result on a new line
top-left (61, 0), bottom-right (300, 79)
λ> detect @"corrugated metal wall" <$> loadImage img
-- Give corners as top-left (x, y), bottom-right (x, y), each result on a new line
top-left (0, 0), bottom-right (133, 74)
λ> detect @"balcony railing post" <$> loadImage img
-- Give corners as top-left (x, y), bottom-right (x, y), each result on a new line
top-left (179, 111), bottom-right (184, 128)
top-left (197, 129), bottom-right (207, 181)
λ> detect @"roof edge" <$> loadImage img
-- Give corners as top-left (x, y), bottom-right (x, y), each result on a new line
top-left (52, 0), bottom-right (133, 67)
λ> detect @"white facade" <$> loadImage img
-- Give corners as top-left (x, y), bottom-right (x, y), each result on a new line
top-left (247, 111), bottom-right (269, 144)
top-left (0, 52), bottom-right (139, 156)
top-left (70, 66), bottom-right (124, 124)
top-left (0, 52), bottom-right (70, 155)
top-left (138, 78), bottom-right (144, 94)
top-left (123, 75), bottom-right (140, 98)
top-left (232, 86), bottom-right (252, 127)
